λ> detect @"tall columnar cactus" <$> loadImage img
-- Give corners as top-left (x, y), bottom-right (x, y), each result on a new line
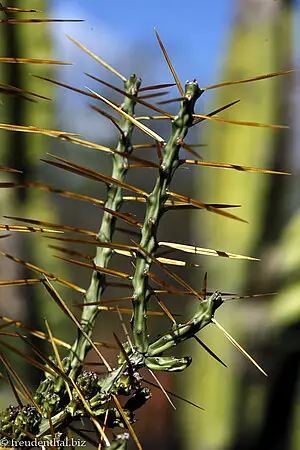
top-left (0, 1), bottom-right (66, 388)
top-left (183, 1), bottom-right (295, 449)
top-left (0, 8), bottom-right (294, 450)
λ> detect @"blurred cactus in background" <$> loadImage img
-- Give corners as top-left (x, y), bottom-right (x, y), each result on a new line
top-left (183, 0), bottom-right (298, 449)
top-left (0, 1), bottom-right (61, 388)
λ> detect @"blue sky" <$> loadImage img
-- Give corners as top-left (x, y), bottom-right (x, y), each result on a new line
top-left (48, 0), bottom-right (236, 135)
top-left (49, 0), bottom-right (236, 86)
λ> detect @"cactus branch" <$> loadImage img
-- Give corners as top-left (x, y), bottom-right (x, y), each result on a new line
top-left (131, 80), bottom-right (203, 353)
top-left (68, 74), bottom-right (141, 378)
top-left (148, 292), bottom-right (223, 356)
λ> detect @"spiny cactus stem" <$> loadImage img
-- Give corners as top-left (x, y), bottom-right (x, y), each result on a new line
top-left (147, 291), bottom-right (223, 356)
top-left (69, 74), bottom-right (141, 377)
top-left (131, 81), bottom-right (203, 353)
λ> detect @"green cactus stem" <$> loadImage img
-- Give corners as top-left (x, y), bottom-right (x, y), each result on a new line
top-left (69, 74), bottom-right (141, 378)
top-left (148, 291), bottom-right (223, 356)
top-left (131, 80), bottom-right (203, 353)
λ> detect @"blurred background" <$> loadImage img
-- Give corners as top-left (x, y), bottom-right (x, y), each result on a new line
top-left (0, 0), bottom-right (300, 449)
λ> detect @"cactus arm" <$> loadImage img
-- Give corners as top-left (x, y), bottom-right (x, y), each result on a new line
top-left (68, 74), bottom-right (141, 377)
top-left (131, 81), bottom-right (203, 353)
top-left (147, 291), bottom-right (223, 356)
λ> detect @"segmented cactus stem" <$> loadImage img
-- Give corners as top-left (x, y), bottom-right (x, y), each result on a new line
top-left (69, 74), bottom-right (141, 377)
top-left (131, 81), bottom-right (203, 353)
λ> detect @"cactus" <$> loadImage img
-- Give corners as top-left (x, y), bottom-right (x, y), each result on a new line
top-left (0, 7), bottom-right (294, 450)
